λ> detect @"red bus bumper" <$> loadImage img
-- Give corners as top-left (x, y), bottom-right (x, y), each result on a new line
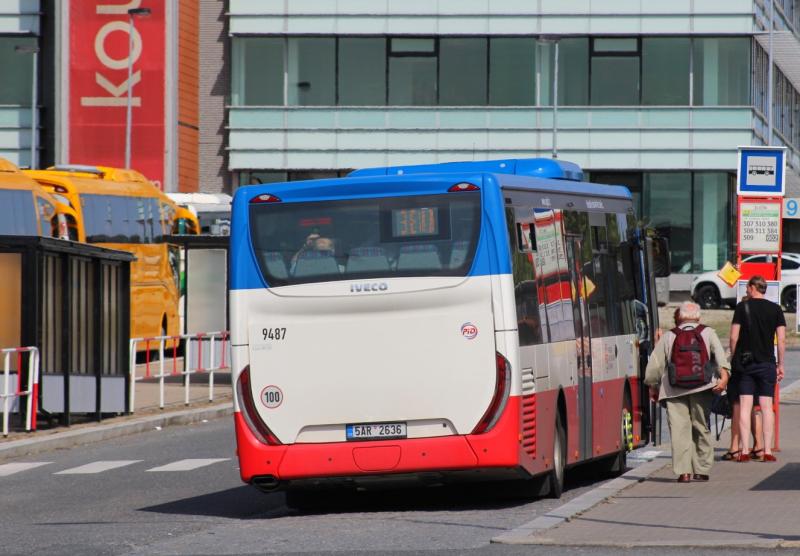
top-left (234, 397), bottom-right (524, 484)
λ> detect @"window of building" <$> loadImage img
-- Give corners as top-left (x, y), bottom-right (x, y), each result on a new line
top-left (440, 38), bottom-right (487, 105)
top-left (692, 173), bottom-right (730, 272)
top-left (642, 38), bottom-right (690, 105)
top-left (539, 38), bottom-right (589, 106)
top-left (339, 38), bottom-right (386, 105)
top-left (287, 38), bottom-right (336, 106)
top-left (231, 38), bottom-right (283, 106)
top-left (590, 38), bottom-right (640, 105)
top-left (0, 37), bottom-right (35, 105)
top-left (388, 38), bottom-right (437, 106)
top-left (693, 37), bottom-right (750, 106)
top-left (488, 38), bottom-right (536, 106)
top-left (643, 173), bottom-right (692, 273)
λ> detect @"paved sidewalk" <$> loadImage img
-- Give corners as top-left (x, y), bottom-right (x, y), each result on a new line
top-left (510, 385), bottom-right (800, 548)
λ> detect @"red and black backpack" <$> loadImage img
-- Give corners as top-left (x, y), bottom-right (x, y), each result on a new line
top-left (667, 325), bottom-right (713, 388)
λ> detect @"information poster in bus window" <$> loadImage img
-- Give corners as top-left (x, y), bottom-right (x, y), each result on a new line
top-left (738, 200), bottom-right (781, 254)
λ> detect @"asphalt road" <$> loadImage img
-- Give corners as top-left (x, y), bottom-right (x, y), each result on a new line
top-left (2, 353), bottom-right (798, 556)
top-left (0, 414), bottom-right (642, 556)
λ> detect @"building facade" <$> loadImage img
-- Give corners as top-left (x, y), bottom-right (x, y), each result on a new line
top-left (0, 0), bottom-right (200, 192)
top-left (225, 0), bottom-right (800, 289)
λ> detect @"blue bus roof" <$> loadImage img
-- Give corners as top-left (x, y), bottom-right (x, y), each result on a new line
top-left (349, 157), bottom-right (585, 181)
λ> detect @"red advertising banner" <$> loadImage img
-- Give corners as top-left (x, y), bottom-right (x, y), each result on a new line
top-left (69, 0), bottom-right (165, 187)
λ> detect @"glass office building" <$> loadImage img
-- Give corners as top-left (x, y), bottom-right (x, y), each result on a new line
top-left (226, 1), bottom-right (800, 289)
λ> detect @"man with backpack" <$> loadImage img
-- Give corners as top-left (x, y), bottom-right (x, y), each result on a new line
top-left (645, 301), bottom-right (730, 482)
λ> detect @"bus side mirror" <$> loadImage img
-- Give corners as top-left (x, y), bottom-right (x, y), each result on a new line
top-left (651, 237), bottom-right (670, 277)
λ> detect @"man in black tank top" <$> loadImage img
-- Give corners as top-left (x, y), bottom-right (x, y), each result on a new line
top-left (729, 275), bottom-right (786, 463)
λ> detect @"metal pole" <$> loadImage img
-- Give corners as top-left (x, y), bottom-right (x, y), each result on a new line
top-left (31, 49), bottom-right (38, 169)
top-left (125, 14), bottom-right (135, 169)
top-left (552, 41), bottom-right (559, 159)
top-left (767, 0), bottom-right (774, 145)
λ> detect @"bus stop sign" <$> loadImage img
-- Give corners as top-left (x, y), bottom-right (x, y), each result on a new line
top-left (737, 146), bottom-right (786, 197)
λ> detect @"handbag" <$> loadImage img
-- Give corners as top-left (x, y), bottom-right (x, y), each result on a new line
top-left (710, 391), bottom-right (732, 441)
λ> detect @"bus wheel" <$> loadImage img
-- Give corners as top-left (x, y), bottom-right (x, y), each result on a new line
top-left (610, 396), bottom-right (633, 476)
top-left (548, 411), bottom-right (566, 498)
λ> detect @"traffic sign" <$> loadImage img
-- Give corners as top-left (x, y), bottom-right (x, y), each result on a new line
top-left (737, 146), bottom-right (786, 197)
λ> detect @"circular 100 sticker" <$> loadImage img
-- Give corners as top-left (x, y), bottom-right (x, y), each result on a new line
top-left (260, 385), bottom-right (284, 409)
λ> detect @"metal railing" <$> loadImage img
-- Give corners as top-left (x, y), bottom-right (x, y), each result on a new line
top-left (1, 346), bottom-right (40, 437)
top-left (128, 331), bottom-right (230, 412)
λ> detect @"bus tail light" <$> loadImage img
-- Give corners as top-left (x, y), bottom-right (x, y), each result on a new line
top-left (472, 352), bottom-right (511, 434)
top-left (448, 182), bottom-right (480, 192)
top-left (236, 365), bottom-right (282, 445)
top-left (250, 194), bottom-right (281, 204)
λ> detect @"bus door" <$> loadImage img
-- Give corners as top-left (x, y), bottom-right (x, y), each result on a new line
top-left (567, 236), bottom-right (593, 461)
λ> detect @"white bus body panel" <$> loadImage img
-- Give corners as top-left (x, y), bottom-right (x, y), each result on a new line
top-left (233, 275), bottom-right (499, 444)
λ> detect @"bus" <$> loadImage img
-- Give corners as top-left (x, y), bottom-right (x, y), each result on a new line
top-left (167, 192), bottom-right (232, 235)
top-left (25, 165), bottom-right (186, 340)
top-left (229, 158), bottom-right (668, 504)
top-left (0, 158), bottom-right (76, 240)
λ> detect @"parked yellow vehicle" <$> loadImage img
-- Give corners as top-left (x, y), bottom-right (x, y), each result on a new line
top-left (0, 158), bottom-right (76, 240)
top-left (25, 165), bottom-right (194, 341)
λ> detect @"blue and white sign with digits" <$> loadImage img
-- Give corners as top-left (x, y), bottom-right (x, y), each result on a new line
top-left (737, 146), bottom-right (786, 197)
top-left (784, 198), bottom-right (800, 219)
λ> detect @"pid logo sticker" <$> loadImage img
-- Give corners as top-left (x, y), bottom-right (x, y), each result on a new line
top-left (461, 322), bottom-right (478, 340)
top-left (260, 385), bottom-right (284, 409)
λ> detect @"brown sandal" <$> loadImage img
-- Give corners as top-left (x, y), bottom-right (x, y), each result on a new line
top-left (721, 450), bottom-right (740, 461)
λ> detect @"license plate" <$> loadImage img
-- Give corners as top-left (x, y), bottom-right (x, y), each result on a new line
top-left (346, 422), bottom-right (407, 441)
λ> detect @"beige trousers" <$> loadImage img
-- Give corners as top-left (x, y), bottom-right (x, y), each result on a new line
top-left (665, 389), bottom-right (714, 476)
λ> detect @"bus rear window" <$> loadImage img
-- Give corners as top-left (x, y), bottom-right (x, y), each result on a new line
top-left (248, 192), bottom-right (481, 286)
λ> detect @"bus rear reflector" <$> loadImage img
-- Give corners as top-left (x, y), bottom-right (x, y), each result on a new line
top-left (471, 352), bottom-right (511, 435)
top-left (236, 366), bottom-right (282, 445)
top-left (251, 194), bottom-right (281, 204)
top-left (448, 182), bottom-right (480, 192)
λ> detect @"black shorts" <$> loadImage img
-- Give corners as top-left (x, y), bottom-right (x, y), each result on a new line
top-left (735, 363), bottom-right (777, 399)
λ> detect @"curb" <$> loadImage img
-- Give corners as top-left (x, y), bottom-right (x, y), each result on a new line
top-left (0, 403), bottom-right (233, 462)
top-left (492, 456), bottom-right (670, 545)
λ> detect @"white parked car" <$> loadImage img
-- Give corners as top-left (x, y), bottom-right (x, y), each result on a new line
top-left (690, 253), bottom-right (800, 311)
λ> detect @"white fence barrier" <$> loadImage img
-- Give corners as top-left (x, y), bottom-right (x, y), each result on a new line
top-left (129, 331), bottom-right (230, 412)
top-left (1, 346), bottom-right (40, 437)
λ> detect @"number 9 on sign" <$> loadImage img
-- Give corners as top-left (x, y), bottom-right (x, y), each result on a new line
top-left (786, 199), bottom-right (799, 218)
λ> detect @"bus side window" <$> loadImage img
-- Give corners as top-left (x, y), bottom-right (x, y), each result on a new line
top-left (506, 207), bottom-right (547, 346)
top-left (35, 196), bottom-right (56, 238)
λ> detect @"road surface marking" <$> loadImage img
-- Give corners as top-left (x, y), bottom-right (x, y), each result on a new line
top-left (55, 460), bottom-right (142, 474)
top-left (0, 462), bottom-right (51, 477)
top-left (146, 458), bottom-right (230, 472)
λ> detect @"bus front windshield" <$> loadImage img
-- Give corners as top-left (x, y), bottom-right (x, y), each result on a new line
top-left (249, 192), bottom-right (481, 286)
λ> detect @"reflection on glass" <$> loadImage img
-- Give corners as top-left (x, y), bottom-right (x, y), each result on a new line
top-left (489, 38), bottom-right (536, 106)
top-left (287, 38), bottom-right (336, 106)
top-left (692, 173), bottom-right (730, 272)
top-left (232, 38), bottom-right (283, 106)
top-left (339, 38), bottom-right (386, 105)
top-left (693, 37), bottom-right (750, 106)
top-left (642, 38), bottom-right (689, 105)
top-left (389, 57), bottom-right (437, 105)
top-left (643, 173), bottom-right (692, 273)
top-left (440, 38), bottom-right (487, 105)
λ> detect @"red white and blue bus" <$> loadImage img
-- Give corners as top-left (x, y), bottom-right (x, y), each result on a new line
top-left (229, 158), bottom-right (668, 505)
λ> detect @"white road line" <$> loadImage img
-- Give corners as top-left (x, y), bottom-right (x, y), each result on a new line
top-left (55, 460), bottom-right (142, 475)
top-left (0, 462), bottom-right (52, 477)
top-left (146, 458), bottom-right (230, 472)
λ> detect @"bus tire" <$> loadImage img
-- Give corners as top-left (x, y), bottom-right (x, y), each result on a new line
top-left (609, 392), bottom-right (633, 476)
top-left (547, 410), bottom-right (566, 499)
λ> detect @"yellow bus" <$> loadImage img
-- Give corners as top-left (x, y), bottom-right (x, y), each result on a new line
top-left (25, 165), bottom-right (188, 340)
top-left (0, 158), bottom-right (77, 240)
